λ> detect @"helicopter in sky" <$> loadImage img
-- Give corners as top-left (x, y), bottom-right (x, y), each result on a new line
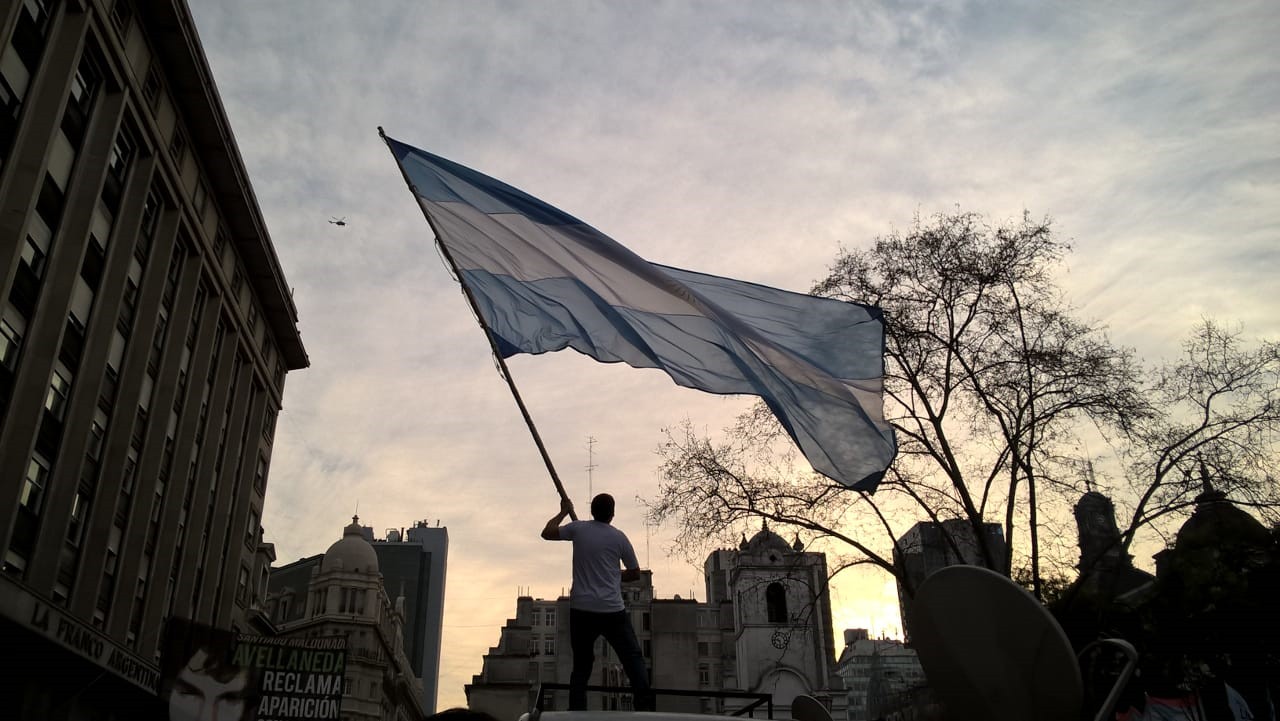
top-left (328, 216), bottom-right (347, 226)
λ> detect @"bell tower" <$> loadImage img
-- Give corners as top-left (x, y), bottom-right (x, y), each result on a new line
top-left (721, 522), bottom-right (839, 718)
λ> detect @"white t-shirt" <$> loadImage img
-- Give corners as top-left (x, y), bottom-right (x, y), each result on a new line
top-left (558, 520), bottom-right (639, 613)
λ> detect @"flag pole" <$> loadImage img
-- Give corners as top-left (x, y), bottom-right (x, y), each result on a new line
top-left (378, 127), bottom-right (577, 521)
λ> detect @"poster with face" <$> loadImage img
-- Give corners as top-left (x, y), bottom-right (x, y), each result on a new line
top-left (160, 618), bottom-right (346, 721)
top-left (160, 618), bottom-right (260, 721)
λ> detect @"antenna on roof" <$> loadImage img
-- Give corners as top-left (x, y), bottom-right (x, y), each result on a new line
top-left (645, 521), bottom-right (651, 569)
top-left (586, 436), bottom-right (597, 498)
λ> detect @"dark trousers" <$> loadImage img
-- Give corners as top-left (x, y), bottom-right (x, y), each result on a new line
top-left (569, 608), bottom-right (653, 711)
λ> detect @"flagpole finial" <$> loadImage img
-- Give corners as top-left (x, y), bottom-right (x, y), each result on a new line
top-left (377, 126), bottom-right (386, 139)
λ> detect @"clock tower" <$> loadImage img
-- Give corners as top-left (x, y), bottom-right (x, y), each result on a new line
top-left (706, 522), bottom-right (841, 718)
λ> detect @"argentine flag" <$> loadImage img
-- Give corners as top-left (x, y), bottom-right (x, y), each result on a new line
top-left (386, 135), bottom-right (896, 491)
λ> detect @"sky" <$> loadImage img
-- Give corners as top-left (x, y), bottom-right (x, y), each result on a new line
top-left (185, 0), bottom-right (1279, 710)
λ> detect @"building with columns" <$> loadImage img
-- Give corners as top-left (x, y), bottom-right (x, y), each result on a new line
top-left (466, 525), bottom-right (846, 721)
top-left (1, 0), bottom-right (307, 717)
top-left (268, 517), bottom-right (447, 717)
top-left (267, 517), bottom-right (427, 721)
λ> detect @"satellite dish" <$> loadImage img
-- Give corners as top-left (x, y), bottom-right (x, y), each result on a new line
top-left (790, 694), bottom-right (832, 721)
top-left (908, 565), bottom-right (1082, 721)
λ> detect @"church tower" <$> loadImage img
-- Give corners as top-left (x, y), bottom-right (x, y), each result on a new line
top-left (717, 523), bottom-right (841, 718)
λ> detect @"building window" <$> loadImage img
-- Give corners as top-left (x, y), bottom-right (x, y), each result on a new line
top-left (169, 126), bottom-right (186, 161)
top-left (88, 408), bottom-right (108, 459)
top-left (60, 53), bottom-right (100, 146)
top-left (543, 637), bottom-right (555, 656)
top-left (545, 608), bottom-right (556, 627)
top-left (193, 179), bottom-right (209, 215)
top-left (699, 664), bottom-right (710, 685)
top-left (69, 277), bottom-right (94, 331)
top-left (45, 365), bottom-right (72, 419)
top-left (245, 508), bottom-right (258, 547)
top-left (1, 314), bottom-right (23, 369)
top-left (66, 490), bottom-right (90, 546)
top-left (141, 64), bottom-right (160, 108)
top-left (338, 587), bottom-right (365, 615)
top-left (19, 453), bottom-right (51, 512)
top-left (122, 448), bottom-right (139, 493)
top-left (102, 128), bottom-right (134, 211)
top-left (21, 217), bottom-right (50, 278)
top-left (0, 68), bottom-right (20, 166)
top-left (140, 189), bottom-right (161, 242)
top-left (766, 582), bottom-right (788, 623)
top-left (236, 565), bottom-right (249, 605)
top-left (261, 408), bottom-right (276, 443)
top-left (253, 455), bottom-right (267, 492)
top-left (106, 130), bottom-right (134, 180)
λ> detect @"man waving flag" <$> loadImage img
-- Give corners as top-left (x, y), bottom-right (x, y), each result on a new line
top-left (383, 133), bottom-right (896, 491)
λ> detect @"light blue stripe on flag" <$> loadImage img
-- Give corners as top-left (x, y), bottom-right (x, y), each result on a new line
top-left (387, 136), bottom-right (896, 490)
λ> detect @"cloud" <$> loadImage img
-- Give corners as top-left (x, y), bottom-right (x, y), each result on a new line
top-left (187, 0), bottom-right (1280, 708)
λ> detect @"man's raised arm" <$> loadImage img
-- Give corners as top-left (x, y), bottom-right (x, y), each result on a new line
top-left (541, 498), bottom-right (575, 540)
top-left (620, 533), bottom-right (642, 581)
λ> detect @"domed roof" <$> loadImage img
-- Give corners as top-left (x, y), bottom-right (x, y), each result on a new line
top-left (1175, 488), bottom-right (1270, 550)
top-left (742, 521), bottom-right (792, 555)
top-left (321, 516), bottom-right (379, 574)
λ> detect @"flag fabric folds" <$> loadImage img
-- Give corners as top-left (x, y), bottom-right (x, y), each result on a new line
top-left (385, 136), bottom-right (896, 490)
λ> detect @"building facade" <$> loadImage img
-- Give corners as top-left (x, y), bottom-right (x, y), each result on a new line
top-left (835, 629), bottom-right (926, 721)
top-left (893, 519), bottom-right (1006, 642)
top-left (268, 518), bottom-right (448, 715)
top-left (374, 520), bottom-right (450, 713)
top-left (266, 517), bottom-right (427, 721)
top-left (0, 0), bottom-right (306, 716)
top-left (466, 526), bottom-right (846, 721)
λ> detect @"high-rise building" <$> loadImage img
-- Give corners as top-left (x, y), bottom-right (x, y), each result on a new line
top-left (0, 0), bottom-right (307, 716)
top-left (374, 519), bottom-right (449, 713)
top-left (836, 629), bottom-right (926, 721)
top-left (267, 518), bottom-right (449, 714)
top-left (892, 519), bottom-right (1006, 642)
top-left (466, 525), bottom-right (846, 721)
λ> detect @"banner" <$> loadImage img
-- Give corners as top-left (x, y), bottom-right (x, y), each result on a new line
top-left (160, 618), bottom-right (346, 721)
top-left (233, 634), bottom-right (347, 721)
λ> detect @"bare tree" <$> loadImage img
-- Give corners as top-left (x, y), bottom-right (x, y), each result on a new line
top-left (1114, 319), bottom-right (1280, 551)
top-left (647, 211), bottom-right (1154, 600)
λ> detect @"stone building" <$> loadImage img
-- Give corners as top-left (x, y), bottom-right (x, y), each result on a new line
top-left (268, 517), bottom-right (449, 714)
top-left (1, 0), bottom-right (307, 717)
top-left (466, 525), bottom-right (846, 721)
top-left (267, 516), bottom-right (426, 721)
